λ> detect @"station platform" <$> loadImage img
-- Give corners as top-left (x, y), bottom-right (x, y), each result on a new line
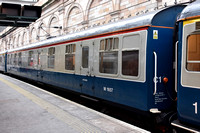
top-left (0, 74), bottom-right (150, 133)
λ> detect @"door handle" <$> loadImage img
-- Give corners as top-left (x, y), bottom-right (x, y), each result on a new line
top-left (153, 51), bottom-right (157, 95)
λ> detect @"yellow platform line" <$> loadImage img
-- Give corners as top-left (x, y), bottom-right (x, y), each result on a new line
top-left (0, 78), bottom-right (102, 133)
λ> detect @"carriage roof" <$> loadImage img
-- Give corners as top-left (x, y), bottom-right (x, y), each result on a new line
top-left (178, 0), bottom-right (200, 20)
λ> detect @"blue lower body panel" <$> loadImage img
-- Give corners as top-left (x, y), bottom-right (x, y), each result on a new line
top-left (178, 86), bottom-right (200, 127)
top-left (7, 66), bottom-right (173, 113)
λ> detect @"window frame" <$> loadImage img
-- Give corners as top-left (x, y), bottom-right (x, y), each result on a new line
top-left (82, 46), bottom-right (89, 69)
top-left (120, 32), bottom-right (144, 80)
top-left (121, 48), bottom-right (139, 77)
top-left (65, 44), bottom-right (76, 71)
top-left (14, 53), bottom-right (18, 66)
top-left (28, 51), bottom-right (34, 67)
top-left (99, 37), bottom-right (119, 75)
top-left (18, 52), bottom-right (22, 66)
top-left (186, 33), bottom-right (200, 72)
top-left (48, 47), bottom-right (55, 69)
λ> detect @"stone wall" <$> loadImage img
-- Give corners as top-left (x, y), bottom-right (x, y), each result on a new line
top-left (0, 0), bottom-right (191, 51)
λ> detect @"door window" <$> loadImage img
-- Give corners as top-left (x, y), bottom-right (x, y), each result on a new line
top-left (28, 51), bottom-right (34, 67)
top-left (18, 52), bottom-right (22, 66)
top-left (65, 44), bottom-right (76, 70)
top-left (48, 47), bottom-right (55, 68)
top-left (186, 34), bottom-right (200, 71)
top-left (82, 46), bottom-right (89, 68)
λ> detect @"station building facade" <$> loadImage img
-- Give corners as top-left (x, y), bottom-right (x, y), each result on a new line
top-left (0, 0), bottom-right (191, 51)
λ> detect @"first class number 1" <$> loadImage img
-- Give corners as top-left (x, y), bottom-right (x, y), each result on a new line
top-left (193, 102), bottom-right (198, 114)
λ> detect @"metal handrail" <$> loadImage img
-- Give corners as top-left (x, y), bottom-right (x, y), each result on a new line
top-left (153, 51), bottom-right (157, 95)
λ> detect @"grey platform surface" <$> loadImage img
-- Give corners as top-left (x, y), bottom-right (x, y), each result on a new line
top-left (0, 74), bottom-right (150, 133)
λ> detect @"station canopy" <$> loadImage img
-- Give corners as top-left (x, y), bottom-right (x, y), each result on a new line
top-left (0, 1), bottom-right (41, 38)
top-left (0, 2), bottom-right (41, 27)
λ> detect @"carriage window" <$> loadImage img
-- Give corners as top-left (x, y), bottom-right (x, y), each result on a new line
top-left (14, 53), bottom-right (18, 66)
top-left (122, 50), bottom-right (139, 76)
top-left (186, 34), bottom-right (200, 71)
top-left (48, 47), bottom-right (55, 68)
top-left (99, 38), bottom-right (118, 74)
top-left (65, 44), bottom-right (76, 70)
top-left (0, 56), bottom-right (2, 63)
top-left (28, 51), bottom-right (34, 66)
top-left (122, 34), bottom-right (140, 77)
top-left (18, 53), bottom-right (22, 66)
top-left (82, 46), bottom-right (89, 68)
top-left (7, 55), bottom-right (9, 65)
top-left (3, 55), bottom-right (5, 63)
top-left (11, 54), bottom-right (13, 65)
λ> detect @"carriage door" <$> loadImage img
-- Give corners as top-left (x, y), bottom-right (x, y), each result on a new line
top-left (80, 41), bottom-right (95, 96)
top-left (36, 49), bottom-right (43, 82)
top-left (179, 21), bottom-right (200, 124)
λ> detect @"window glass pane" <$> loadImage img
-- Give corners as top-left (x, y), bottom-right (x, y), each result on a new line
top-left (100, 40), bottom-right (104, 50)
top-left (65, 44), bottom-right (76, 70)
top-left (18, 53), bottom-right (22, 66)
top-left (48, 47), bottom-right (55, 55)
top-left (28, 51), bottom-right (33, 66)
top-left (48, 55), bottom-right (55, 68)
top-left (187, 34), bottom-right (200, 71)
top-left (122, 50), bottom-right (139, 76)
top-left (99, 37), bottom-right (119, 74)
top-left (66, 45), bottom-right (69, 53)
top-left (82, 46), bottom-right (89, 68)
top-left (99, 51), bottom-right (118, 74)
top-left (105, 39), bottom-right (112, 51)
top-left (123, 34), bottom-right (140, 49)
top-left (11, 54), bottom-right (13, 65)
top-left (65, 54), bottom-right (75, 70)
top-left (37, 52), bottom-right (41, 65)
top-left (2, 56), bottom-right (4, 63)
top-left (14, 53), bottom-right (17, 66)
top-left (7, 55), bottom-right (9, 64)
top-left (114, 38), bottom-right (119, 49)
top-left (48, 47), bottom-right (55, 68)
top-left (72, 45), bottom-right (76, 52)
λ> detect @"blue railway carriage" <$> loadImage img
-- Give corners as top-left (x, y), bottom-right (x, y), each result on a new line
top-left (172, 0), bottom-right (200, 132)
top-left (5, 5), bottom-right (184, 125)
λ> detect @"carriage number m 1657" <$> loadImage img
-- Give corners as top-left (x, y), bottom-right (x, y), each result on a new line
top-left (103, 87), bottom-right (113, 93)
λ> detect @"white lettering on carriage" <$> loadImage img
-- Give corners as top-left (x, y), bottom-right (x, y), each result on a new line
top-left (103, 87), bottom-right (113, 93)
top-left (193, 102), bottom-right (198, 114)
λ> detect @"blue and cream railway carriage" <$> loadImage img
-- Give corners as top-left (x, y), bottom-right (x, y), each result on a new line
top-left (172, 1), bottom-right (200, 132)
top-left (0, 5), bottom-right (185, 125)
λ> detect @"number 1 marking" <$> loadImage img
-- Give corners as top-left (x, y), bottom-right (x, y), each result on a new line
top-left (193, 102), bottom-right (198, 114)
